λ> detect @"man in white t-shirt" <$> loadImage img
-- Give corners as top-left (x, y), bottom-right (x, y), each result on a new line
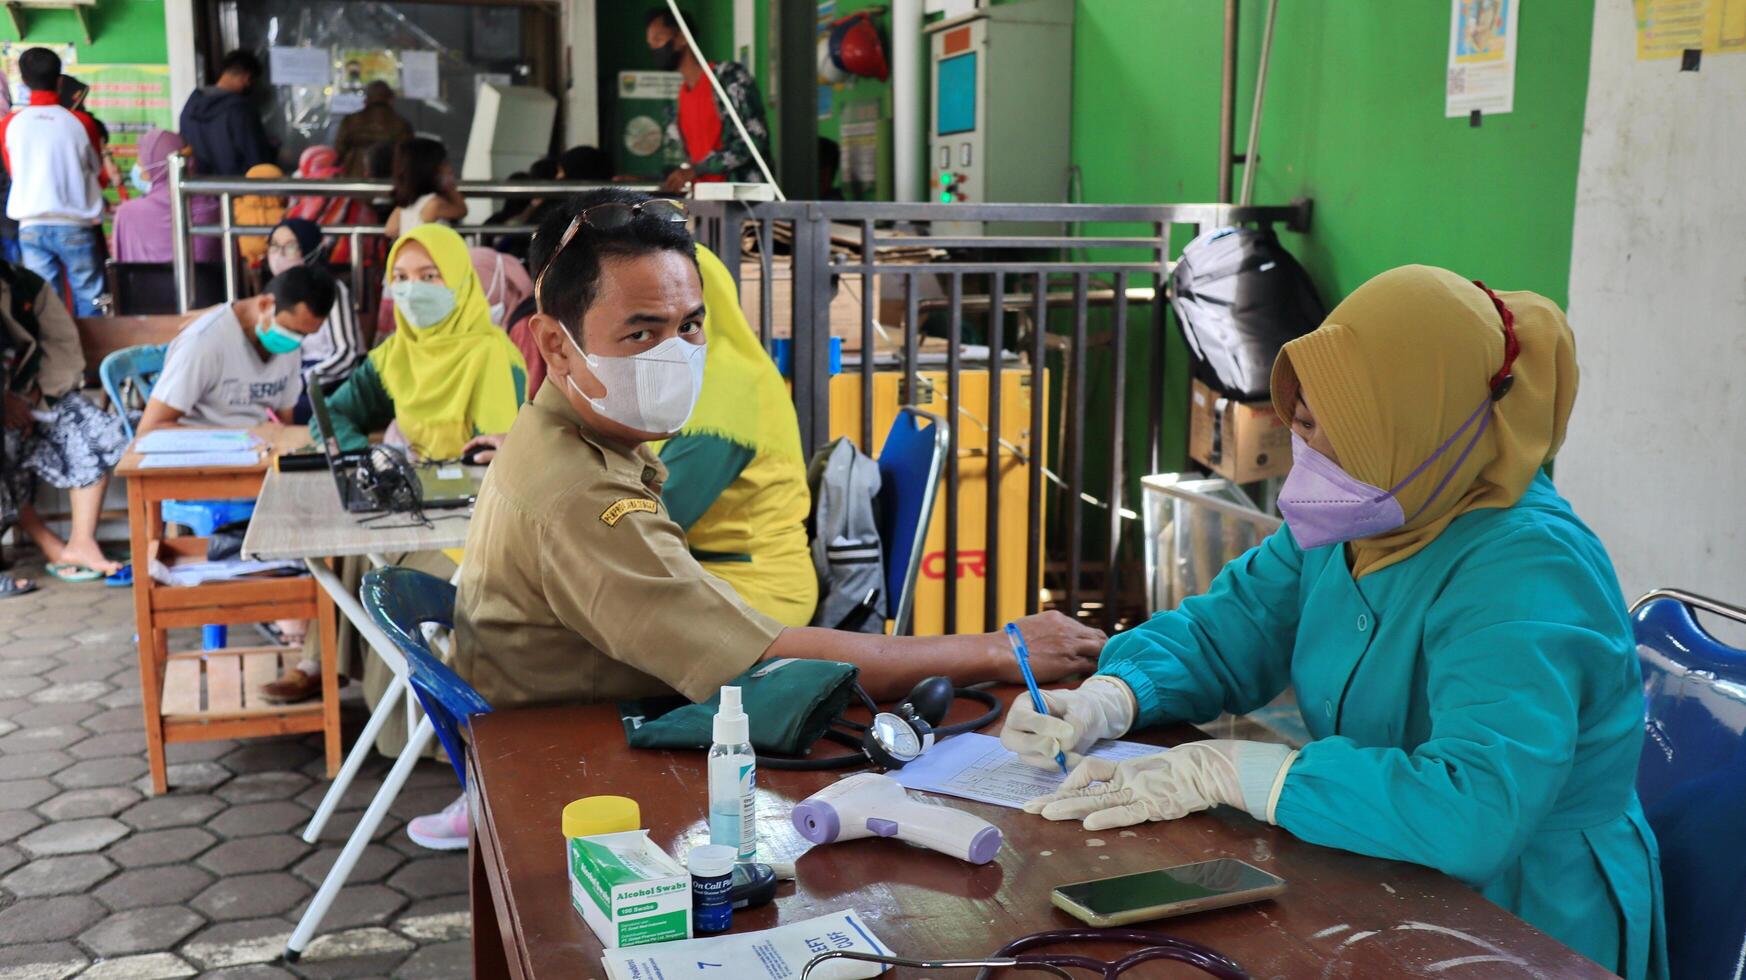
top-left (138, 267), bottom-right (337, 434)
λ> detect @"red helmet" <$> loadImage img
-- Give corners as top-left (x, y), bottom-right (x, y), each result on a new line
top-left (829, 12), bottom-right (889, 82)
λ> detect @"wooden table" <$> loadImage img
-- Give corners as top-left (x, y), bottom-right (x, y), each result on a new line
top-left (241, 462), bottom-right (480, 960)
top-left (466, 694), bottom-right (1613, 979)
top-left (116, 424), bottom-right (339, 794)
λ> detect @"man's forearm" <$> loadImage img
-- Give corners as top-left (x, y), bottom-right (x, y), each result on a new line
top-left (764, 627), bottom-right (1005, 701)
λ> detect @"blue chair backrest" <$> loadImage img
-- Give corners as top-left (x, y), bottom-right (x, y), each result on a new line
top-left (875, 407), bottom-right (948, 636)
top-left (1632, 590), bottom-right (1746, 980)
top-left (360, 566), bottom-right (492, 787)
top-left (99, 343), bottom-right (167, 440)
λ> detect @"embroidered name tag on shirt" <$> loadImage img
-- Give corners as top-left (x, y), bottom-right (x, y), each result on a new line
top-left (600, 497), bottom-right (659, 526)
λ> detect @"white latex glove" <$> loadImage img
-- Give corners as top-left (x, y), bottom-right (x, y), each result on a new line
top-left (1023, 740), bottom-right (1299, 831)
top-left (998, 675), bottom-right (1137, 770)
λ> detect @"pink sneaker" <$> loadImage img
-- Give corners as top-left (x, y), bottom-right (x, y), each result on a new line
top-left (407, 793), bottom-right (470, 851)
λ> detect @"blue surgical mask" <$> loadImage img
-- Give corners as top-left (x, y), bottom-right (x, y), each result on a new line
top-left (255, 317), bottom-right (306, 355)
top-left (390, 280), bottom-right (457, 329)
top-left (129, 162), bottom-right (150, 194)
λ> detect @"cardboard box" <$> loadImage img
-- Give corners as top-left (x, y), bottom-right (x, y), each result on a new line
top-left (1189, 379), bottom-right (1291, 483)
top-left (737, 262), bottom-right (904, 351)
top-left (568, 830), bottom-right (691, 949)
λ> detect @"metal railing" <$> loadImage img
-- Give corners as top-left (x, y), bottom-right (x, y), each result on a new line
top-left (695, 199), bottom-right (1311, 632)
top-left (165, 154), bottom-right (654, 313)
top-left (165, 164), bottom-right (1312, 631)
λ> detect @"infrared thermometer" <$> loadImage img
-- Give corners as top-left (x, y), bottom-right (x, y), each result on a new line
top-left (791, 773), bottom-right (1003, 865)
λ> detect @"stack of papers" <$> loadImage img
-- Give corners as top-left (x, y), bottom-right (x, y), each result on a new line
top-left (892, 732), bottom-right (1159, 809)
top-left (148, 558), bottom-right (302, 587)
top-left (133, 429), bottom-right (262, 469)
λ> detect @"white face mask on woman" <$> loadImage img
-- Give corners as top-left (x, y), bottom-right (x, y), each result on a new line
top-left (267, 251), bottom-right (301, 277)
top-left (563, 329), bottom-right (707, 435)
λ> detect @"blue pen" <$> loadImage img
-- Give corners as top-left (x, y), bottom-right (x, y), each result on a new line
top-left (1004, 622), bottom-right (1070, 773)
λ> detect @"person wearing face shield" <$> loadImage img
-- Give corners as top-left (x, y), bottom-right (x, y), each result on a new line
top-left (402, 190), bottom-right (1107, 852)
top-left (1000, 266), bottom-right (1667, 980)
top-left (265, 218), bottom-right (363, 393)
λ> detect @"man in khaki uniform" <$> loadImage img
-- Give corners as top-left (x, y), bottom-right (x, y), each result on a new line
top-left (412, 190), bottom-right (1105, 851)
top-left (452, 378), bottom-right (783, 706)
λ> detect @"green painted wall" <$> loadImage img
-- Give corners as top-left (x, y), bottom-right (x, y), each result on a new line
top-left (0, 0), bottom-right (166, 62)
top-left (1067, 0), bottom-right (1594, 504)
top-left (674, 0), bottom-right (1592, 303)
top-left (603, 1), bottom-right (1594, 562)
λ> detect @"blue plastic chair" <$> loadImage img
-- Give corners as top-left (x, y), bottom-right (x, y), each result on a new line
top-left (98, 343), bottom-right (167, 441)
top-left (359, 566), bottom-right (493, 787)
top-left (875, 407), bottom-right (949, 636)
top-left (1631, 588), bottom-right (1746, 980)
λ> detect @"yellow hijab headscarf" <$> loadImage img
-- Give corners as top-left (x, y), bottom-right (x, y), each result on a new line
top-left (1270, 265), bottom-right (1578, 578)
top-left (371, 224), bottom-right (527, 460)
top-left (681, 245), bottom-right (804, 463)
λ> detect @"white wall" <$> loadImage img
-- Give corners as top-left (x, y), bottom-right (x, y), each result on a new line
top-left (564, 0), bottom-right (599, 148)
top-left (1560, 1), bottom-right (1746, 604)
top-left (165, 0), bottom-right (198, 118)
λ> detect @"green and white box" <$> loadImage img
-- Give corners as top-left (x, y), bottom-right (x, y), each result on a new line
top-left (568, 830), bottom-right (692, 948)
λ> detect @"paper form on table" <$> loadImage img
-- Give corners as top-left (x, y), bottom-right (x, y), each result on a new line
top-left (892, 732), bottom-right (1158, 809)
top-left (133, 429), bottom-right (260, 454)
top-left (602, 909), bottom-right (888, 979)
top-left (137, 450), bottom-right (262, 469)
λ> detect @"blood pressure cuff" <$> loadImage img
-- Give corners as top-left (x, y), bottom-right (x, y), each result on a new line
top-left (619, 659), bottom-right (860, 756)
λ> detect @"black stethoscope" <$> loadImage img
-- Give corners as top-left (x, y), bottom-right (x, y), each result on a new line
top-left (757, 675), bottom-right (1002, 771)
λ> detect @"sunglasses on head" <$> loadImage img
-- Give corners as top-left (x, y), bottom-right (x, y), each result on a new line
top-left (534, 199), bottom-right (690, 312)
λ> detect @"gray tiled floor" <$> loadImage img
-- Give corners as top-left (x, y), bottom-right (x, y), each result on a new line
top-left (0, 559), bottom-right (470, 979)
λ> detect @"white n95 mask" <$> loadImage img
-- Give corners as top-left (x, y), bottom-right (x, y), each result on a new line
top-left (565, 331), bottom-right (707, 434)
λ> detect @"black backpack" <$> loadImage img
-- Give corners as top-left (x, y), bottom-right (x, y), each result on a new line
top-left (1170, 226), bottom-right (1325, 401)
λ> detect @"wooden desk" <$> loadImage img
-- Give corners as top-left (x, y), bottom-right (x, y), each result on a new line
top-left (465, 696), bottom-right (1612, 979)
top-left (116, 425), bottom-right (340, 794)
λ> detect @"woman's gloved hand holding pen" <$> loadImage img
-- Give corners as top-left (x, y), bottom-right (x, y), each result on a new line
top-left (998, 675), bottom-right (1138, 769)
top-left (1025, 739), bottom-right (1300, 831)
top-left (999, 676), bottom-right (1298, 830)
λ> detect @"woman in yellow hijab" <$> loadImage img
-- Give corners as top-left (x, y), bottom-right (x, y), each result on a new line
top-left (310, 223), bottom-right (526, 459)
top-left (1004, 266), bottom-right (1667, 980)
top-left (654, 246), bottom-right (816, 626)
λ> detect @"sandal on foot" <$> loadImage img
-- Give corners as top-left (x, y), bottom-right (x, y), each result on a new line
top-left (46, 562), bottom-right (104, 583)
top-left (0, 573), bottom-right (36, 598)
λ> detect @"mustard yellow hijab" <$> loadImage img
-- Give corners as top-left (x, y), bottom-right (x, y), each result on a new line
top-left (681, 245), bottom-right (804, 463)
top-left (372, 224), bottom-right (527, 460)
top-left (1270, 265), bottom-right (1578, 578)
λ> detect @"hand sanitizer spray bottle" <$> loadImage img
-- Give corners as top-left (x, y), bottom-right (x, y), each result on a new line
top-left (708, 686), bottom-right (757, 861)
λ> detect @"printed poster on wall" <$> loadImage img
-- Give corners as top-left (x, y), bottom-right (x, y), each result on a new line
top-left (0, 42), bottom-right (76, 107)
top-left (78, 64), bottom-right (173, 159)
top-left (399, 50), bottom-right (439, 101)
top-left (339, 50), bottom-right (398, 92)
top-left (1634, 0), bottom-right (1746, 58)
top-left (268, 46), bottom-right (332, 88)
top-left (1446, 0), bottom-right (1519, 117)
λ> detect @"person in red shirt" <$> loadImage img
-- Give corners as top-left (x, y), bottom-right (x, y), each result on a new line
top-left (645, 7), bottom-right (772, 192)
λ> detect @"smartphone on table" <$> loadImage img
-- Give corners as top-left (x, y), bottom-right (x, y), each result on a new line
top-left (1051, 858), bottom-right (1286, 927)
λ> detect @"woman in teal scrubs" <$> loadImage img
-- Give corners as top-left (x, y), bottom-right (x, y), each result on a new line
top-left (1004, 266), bottom-right (1667, 980)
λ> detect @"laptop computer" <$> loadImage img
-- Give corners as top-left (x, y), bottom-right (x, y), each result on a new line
top-left (306, 378), bottom-right (481, 512)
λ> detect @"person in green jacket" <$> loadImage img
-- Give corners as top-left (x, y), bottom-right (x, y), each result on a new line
top-left (309, 222), bottom-right (525, 460)
top-left (1003, 266), bottom-right (1668, 980)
